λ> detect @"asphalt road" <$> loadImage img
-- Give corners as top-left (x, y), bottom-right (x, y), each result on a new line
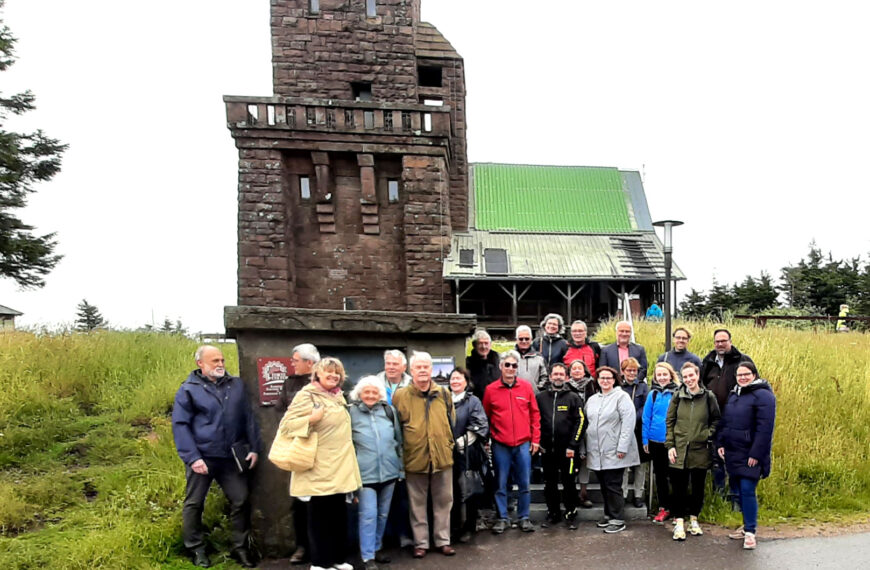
top-left (261, 523), bottom-right (870, 570)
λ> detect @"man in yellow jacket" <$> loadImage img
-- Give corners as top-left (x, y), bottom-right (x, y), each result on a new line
top-left (393, 351), bottom-right (456, 559)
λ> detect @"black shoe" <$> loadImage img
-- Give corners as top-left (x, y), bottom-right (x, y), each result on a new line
top-left (633, 497), bottom-right (646, 509)
top-left (604, 522), bottom-right (626, 534)
top-left (596, 517), bottom-right (610, 528)
top-left (192, 549), bottom-right (210, 568)
top-left (565, 509), bottom-right (578, 530)
top-left (541, 511), bottom-right (561, 528)
top-left (458, 531), bottom-right (473, 543)
top-left (374, 551), bottom-right (391, 564)
top-left (519, 519), bottom-right (535, 533)
top-left (579, 497), bottom-right (594, 508)
top-left (364, 560), bottom-right (379, 570)
top-left (492, 519), bottom-right (508, 534)
top-left (232, 548), bottom-right (257, 568)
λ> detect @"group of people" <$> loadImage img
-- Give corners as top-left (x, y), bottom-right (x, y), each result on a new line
top-left (170, 315), bottom-right (776, 569)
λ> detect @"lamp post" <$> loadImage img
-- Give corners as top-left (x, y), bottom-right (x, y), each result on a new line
top-left (653, 220), bottom-right (683, 351)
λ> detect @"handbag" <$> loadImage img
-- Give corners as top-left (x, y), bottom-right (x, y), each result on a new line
top-left (269, 395), bottom-right (320, 472)
top-left (457, 434), bottom-right (485, 501)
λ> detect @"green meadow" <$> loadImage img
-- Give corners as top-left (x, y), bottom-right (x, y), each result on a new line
top-left (1, 323), bottom-right (868, 567)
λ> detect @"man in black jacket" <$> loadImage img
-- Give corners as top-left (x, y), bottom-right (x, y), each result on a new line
top-left (536, 362), bottom-right (585, 530)
top-left (466, 329), bottom-right (500, 401)
top-left (699, 328), bottom-right (754, 494)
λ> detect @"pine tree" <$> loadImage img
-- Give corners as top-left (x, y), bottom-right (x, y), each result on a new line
top-left (75, 299), bottom-right (106, 331)
top-left (0, 2), bottom-right (67, 288)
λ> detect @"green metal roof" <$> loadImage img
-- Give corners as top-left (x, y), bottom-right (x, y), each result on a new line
top-left (473, 163), bottom-right (634, 233)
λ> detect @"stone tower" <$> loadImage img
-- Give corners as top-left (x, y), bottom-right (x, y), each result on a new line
top-left (225, 0), bottom-right (467, 313)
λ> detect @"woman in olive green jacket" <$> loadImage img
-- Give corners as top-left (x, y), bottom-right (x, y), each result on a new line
top-left (280, 357), bottom-right (361, 570)
top-left (666, 362), bottom-right (720, 541)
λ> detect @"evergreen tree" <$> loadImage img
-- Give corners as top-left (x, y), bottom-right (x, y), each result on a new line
top-left (0, 3), bottom-right (67, 288)
top-left (679, 289), bottom-right (708, 319)
top-left (160, 318), bottom-right (173, 333)
top-left (75, 299), bottom-right (106, 331)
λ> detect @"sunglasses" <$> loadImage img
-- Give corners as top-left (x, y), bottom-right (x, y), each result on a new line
top-left (517, 337), bottom-right (531, 341)
top-left (502, 362), bottom-right (518, 368)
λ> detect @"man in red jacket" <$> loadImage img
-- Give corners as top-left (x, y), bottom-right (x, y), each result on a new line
top-left (483, 350), bottom-right (541, 535)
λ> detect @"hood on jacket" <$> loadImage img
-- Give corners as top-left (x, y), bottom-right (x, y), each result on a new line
top-left (733, 378), bottom-right (772, 396)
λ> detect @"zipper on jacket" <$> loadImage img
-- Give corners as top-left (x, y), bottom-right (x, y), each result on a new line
top-left (551, 391), bottom-right (558, 444)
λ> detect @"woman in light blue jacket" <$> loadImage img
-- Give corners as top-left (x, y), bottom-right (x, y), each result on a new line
top-left (349, 376), bottom-right (404, 570)
top-left (642, 362), bottom-right (679, 525)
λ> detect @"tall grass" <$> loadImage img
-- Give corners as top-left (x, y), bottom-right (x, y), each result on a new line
top-left (0, 331), bottom-right (239, 568)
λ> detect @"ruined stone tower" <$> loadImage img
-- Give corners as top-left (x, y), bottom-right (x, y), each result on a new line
top-left (225, 0), bottom-right (467, 313)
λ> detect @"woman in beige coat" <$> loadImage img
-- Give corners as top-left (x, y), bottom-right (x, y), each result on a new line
top-left (280, 357), bottom-right (361, 570)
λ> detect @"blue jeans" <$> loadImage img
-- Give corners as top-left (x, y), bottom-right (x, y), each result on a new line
top-left (733, 476), bottom-right (759, 533)
top-left (493, 441), bottom-right (531, 521)
top-left (358, 482), bottom-right (396, 562)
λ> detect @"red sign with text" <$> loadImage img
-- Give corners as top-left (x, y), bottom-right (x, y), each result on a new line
top-left (257, 357), bottom-right (295, 406)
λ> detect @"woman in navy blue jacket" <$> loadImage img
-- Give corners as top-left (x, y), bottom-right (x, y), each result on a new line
top-left (715, 361), bottom-right (776, 551)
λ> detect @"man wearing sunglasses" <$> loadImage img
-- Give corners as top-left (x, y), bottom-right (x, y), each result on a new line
top-left (514, 325), bottom-right (547, 391)
top-left (483, 351), bottom-right (541, 535)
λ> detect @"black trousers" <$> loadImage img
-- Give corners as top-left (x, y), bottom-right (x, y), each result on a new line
top-left (182, 458), bottom-right (249, 551)
top-left (542, 449), bottom-right (578, 514)
top-left (308, 494), bottom-right (348, 567)
top-left (595, 468), bottom-right (625, 523)
top-left (451, 468), bottom-right (481, 537)
top-left (648, 442), bottom-right (672, 511)
top-left (291, 497), bottom-right (308, 550)
top-left (669, 467), bottom-right (708, 519)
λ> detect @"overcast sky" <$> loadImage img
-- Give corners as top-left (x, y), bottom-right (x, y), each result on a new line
top-left (2, 0), bottom-right (869, 333)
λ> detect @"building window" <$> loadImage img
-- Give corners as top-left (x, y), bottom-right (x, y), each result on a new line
top-left (421, 98), bottom-right (443, 107)
top-left (366, 0), bottom-right (376, 18)
top-left (300, 176), bottom-right (311, 200)
top-left (418, 66), bottom-right (442, 87)
top-left (310, 0), bottom-right (319, 14)
top-left (388, 179), bottom-right (399, 202)
top-left (351, 82), bottom-right (372, 102)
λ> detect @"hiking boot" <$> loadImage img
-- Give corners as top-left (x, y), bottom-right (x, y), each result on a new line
top-left (363, 561), bottom-right (379, 570)
top-left (596, 517), bottom-right (610, 528)
top-left (541, 511), bottom-right (561, 528)
top-left (673, 519), bottom-right (686, 541)
top-left (519, 518), bottom-right (535, 532)
top-left (192, 549), bottom-right (210, 568)
top-left (743, 532), bottom-right (757, 550)
top-left (374, 551), bottom-right (391, 564)
top-left (729, 525), bottom-right (746, 540)
top-left (492, 519), bottom-right (508, 535)
top-left (289, 547), bottom-right (307, 565)
top-left (688, 516), bottom-right (703, 536)
top-left (603, 522), bottom-right (626, 534)
top-left (633, 497), bottom-right (646, 509)
top-left (653, 508), bottom-right (670, 525)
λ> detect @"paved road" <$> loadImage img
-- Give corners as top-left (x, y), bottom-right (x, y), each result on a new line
top-left (261, 524), bottom-right (870, 569)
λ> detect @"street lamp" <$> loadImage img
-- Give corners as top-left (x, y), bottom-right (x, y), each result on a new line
top-left (653, 220), bottom-right (683, 351)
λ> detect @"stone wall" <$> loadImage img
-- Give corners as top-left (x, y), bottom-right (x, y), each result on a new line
top-left (271, 0), bottom-right (420, 102)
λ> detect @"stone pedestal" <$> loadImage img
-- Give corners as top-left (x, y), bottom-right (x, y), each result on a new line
top-left (224, 305), bottom-right (475, 558)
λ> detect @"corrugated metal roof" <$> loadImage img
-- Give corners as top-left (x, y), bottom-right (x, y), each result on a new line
top-left (472, 163), bottom-right (634, 233)
top-left (0, 304), bottom-right (23, 316)
top-left (415, 22), bottom-right (462, 60)
top-left (443, 230), bottom-right (686, 281)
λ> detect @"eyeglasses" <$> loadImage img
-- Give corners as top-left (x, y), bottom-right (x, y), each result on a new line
top-left (503, 362), bottom-right (518, 368)
top-left (517, 337), bottom-right (531, 341)
top-left (736, 372), bottom-right (754, 378)
top-left (674, 336), bottom-right (689, 341)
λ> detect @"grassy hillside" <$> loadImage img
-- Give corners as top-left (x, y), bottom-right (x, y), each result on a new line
top-left (1, 324), bottom-right (868, 567)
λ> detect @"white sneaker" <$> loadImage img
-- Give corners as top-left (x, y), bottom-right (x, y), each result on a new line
top-left (673, 519), bottom-right (686, 541)
top-left (743, 532), bottom-right (757, 550)
top-left (688, 516), bottom-right (703, 536)
top-left (333, 564), bottom-right (354, 570)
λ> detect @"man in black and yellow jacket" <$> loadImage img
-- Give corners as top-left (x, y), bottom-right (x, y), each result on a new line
top-left (535, 362), bottom-right (586, 530)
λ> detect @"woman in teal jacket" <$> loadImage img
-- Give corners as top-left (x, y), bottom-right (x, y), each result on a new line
top-left (642, 362), bottom-right (679, 524)
top-left (349, 376), bottom-right (404, 570)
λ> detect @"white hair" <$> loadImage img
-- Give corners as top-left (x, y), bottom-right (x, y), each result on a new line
top-left (500, 350), bottom-right (521, 364)
top-left (571, 320), bottom-right (587, 330)
top-left (292, 343), bottom-right (320, 363)
top-left (383, 349), bottom-right (407, 366)
top-left (349, 375), bottom-right (387, 403)
top-left (471, 329), bottom-right (491, 343)
top-left (615, 320), bottom-right (633, 332)
top-left (515, 325), bottom-right (532, 338)
top-left (194, 345), bottom-right (219, 362)
top-left (409, 351), bottom-right (433, 367)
